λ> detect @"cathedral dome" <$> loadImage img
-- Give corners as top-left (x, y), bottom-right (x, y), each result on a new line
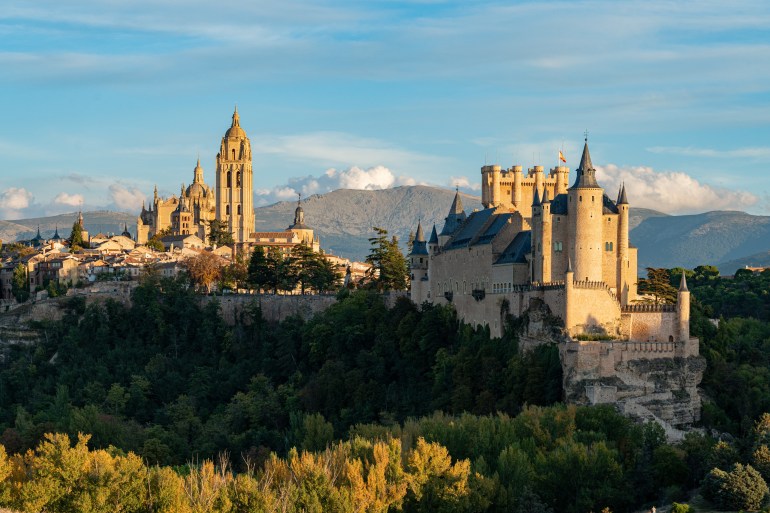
top-left (186, 182), bottom-right (209, 198)
top-left (225, 107), bottom-right (247, 139)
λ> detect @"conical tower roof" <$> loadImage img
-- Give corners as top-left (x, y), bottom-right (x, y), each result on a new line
top-left (415, 221), bottom-right (425, 242)
top-left (440, 189), bottom-right (467, 236)
top-left (532, 187), bottom-right (541, 207)
top-left (429, 224), bottom-right (438, 245)
top-left (571, 140), bottom-right (600, 188)
top-left (679, 272), bottom-right (688, 292)
top-left (618, 183), bottom-right (628, 205)
top-left (449, 190), bottom-right (464, 214)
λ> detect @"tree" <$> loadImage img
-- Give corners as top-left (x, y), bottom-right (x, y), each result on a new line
top-left (11, 263), bottom-right (29, 303)
top-left (703, 463), bottom-right (769, 511)
top-left (365, 227), bottom-right (408, 291)
top-left (69, 221), bottom-right (85, 251)
top-left (291, 243), bottom-right (340, 294)
top-left (247, 246), bottom-right (282, 293)
top-left (208, 219), bottom-right (234, 247)
top-left (220, 251), bottom-right (247, 291)
top-left (183, 251), bottom-right (223, 293)
top-left (637, 268), bottom-right (677, 304)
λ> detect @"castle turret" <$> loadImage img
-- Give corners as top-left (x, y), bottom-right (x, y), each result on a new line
top-left (512, 166), bottom-right (523, 209)
top-left (533, 165), bottom-right (544, 202)
top-left (531, 186), bottom-right (542, 282)
top-left (678, 272), bottom-right (690, 342)
top-left (428, 224), bottom-right (438, 254)
top-left (481, 165), bottom-right (502, 208)
top-left (616, 183), bottom-right (631, 304)
top-left (408, 221), bottom-right (429, 303)
top-left (568, 139), bottom-right (604, 282)
top-left (540, 188), bottom-right (552, 283)
top-left (554, 165), bottom-right (569, 195)
top-left (564, 257), bottom-right (574, 331)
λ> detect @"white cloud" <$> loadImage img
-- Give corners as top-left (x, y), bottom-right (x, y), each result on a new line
top-left (449, 176), bottom-right (481, 191)
top-left (0, 187), bottom-right (34, 219)
top-left (53, 192), bottom-right (84, 206)
top-left (108, 184), bottom-right (146, 212)
top-left (254, 165), bottom-right (418, 205)
top-left (595, 164), bottom-right (758, 214)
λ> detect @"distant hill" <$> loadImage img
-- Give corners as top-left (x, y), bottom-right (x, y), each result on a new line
top-left (4, 189), bottom-right (770, 274)
top-left (0, 211), bottom-right (137, 244)
top-left (254, 186), bottom-right (483, 260)
top-left (630, 210), bottom-right (770, 271)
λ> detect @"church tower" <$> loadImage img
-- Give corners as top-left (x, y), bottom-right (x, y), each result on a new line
top-left (216, 107), bottom-right (255, 243)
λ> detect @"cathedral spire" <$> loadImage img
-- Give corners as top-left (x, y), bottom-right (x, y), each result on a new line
top-left (232, 105), bottom-right (240, 127)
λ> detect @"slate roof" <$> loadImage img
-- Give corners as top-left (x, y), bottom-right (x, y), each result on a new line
top-left (445, 208), bottom-right (495, 250)
top-left (495, 231), bottom-right (531, 265)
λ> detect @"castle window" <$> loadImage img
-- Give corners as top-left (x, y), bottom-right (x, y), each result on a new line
top-left (226, 171), bottom-right (231, 188)
top-left (605, 242), bottom-right (614, 251)
top-left (592, 196), bottom-right (595, 202)
top-left (237, 171), bottom-right (241, 187)
top-left (226, 205), bottom-right (230, 215)
top-left (237, 205), bottom-right (242, 215)
top-left (554, 241), bottom-right (563, 252)
top-left (579, 196), bottom-right (582, 202)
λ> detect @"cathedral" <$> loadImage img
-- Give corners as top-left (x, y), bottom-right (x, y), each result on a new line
top-left (137, 108), bottom-right (255, 245)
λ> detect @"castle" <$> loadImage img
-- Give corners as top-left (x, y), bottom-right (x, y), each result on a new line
top-left (409, 139), bottom-right (703, 432)
top-left (137, 108), bottom-right (255, 245)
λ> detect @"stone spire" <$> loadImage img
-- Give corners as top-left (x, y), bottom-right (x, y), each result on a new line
top-left (541, 188), bottom-right (550, 204)
top-left (679, 272), bottom-right (688, 292)
top-left (571, 138), bottom-right (600, 188)
top-left (232, 105), bottom-right (240, 127)
top-left (449, 189), bottom-right (464, 214)
top-left (193, 158), bottom-right (204, 184)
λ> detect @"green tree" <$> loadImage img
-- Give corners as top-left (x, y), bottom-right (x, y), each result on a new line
top-left (637, 267), bottom-right (677, 304)
top-left (208, 219), bottom-right (235, 247)
top-left (11, 263), bottom-right (29, 303)
top-left (69, 221), bottom-right (85, 250)
top-left (365, 227), bottom-right (408, 291)
top-left (703, 463), bottom-right (769, 511)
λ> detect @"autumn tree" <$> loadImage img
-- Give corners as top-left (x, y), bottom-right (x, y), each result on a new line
top-left (183, 251), bottom-right (224, 293)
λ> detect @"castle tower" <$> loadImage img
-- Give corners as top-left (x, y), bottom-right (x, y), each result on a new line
top-left (512, 165), bottom-right (523, 209)
top-left (564, 257), bottom-right (574, 330)
top-left (540, 188), bottom-right (553, 283)
top-left (554, 165), bottom-right (569, 195)
top-left (428, 224), bottom-right (438, 255)
top-left (481, 165), bottom-right (502, 208)
top-left (408, 221), bottom-right (429, 303)
top-left (530, 187), bottom-right (542, 282)
top-left (216, 107), bottom-right (255, 243)
top-left (677, 273), bottom-right (690, 342)
top-left (568, 139), bottom-right (604, 282)
top-left (616, 183), bottom-right (631, 305)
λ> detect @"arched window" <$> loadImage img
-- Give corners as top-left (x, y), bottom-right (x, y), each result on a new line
top-left (236, 171), bottom-right (241, 187)
top-left (226, 205), bottom-right (230, 215)
top-left (232, 149), bottom-right (236, 160)
top-left (226, 171), bottom-right (231, 188)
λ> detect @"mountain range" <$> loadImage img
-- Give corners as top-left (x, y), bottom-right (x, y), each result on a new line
top-left (2, 186), bottom-right (769, 274)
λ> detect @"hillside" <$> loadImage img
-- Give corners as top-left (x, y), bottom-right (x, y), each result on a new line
top-left (3, 187), bottom-right (770, 273)
top-left (0, 211), bottom-right (136, 243)
top-left (630, 210), bottom-right (770, 271)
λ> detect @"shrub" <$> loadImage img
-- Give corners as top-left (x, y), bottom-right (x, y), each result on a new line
top-left (703, 463), bottom-right (768, 511)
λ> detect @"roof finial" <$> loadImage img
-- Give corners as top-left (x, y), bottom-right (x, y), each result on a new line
top-left (584, 129), bottom-right (588, 142)
top-left (679, 272), bottom-right (689, 292)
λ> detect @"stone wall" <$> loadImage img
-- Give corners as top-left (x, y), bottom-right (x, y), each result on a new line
top-left (210, 294), bottom-right (340, 325)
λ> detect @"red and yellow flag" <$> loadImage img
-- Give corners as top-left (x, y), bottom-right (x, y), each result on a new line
top-left (559, 151), bottom-right (566, 163)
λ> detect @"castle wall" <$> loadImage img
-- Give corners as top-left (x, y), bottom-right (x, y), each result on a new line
top-left (566, 282), bottom-right (622, 336)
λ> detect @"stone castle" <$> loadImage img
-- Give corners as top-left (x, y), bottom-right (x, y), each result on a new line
top-left (408, 139), bottom-right (704, 433)
top-left (137, 107), bottom-right (256, 245)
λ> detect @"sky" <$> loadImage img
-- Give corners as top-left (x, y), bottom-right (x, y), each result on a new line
top-left (1, 0), bottom-right (769, 220)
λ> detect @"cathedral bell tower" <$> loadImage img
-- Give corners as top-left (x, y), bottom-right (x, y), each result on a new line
top-left (216, 107), bottom-right (255, 243)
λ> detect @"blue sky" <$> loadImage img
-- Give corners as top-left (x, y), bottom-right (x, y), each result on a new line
top-left (1, 0), bottom-right (769, 219)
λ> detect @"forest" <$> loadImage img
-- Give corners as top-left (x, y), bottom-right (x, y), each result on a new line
top-left (0, 267), bottom-right (769, 511)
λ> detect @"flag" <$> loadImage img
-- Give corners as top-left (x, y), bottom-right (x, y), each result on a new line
top-left (559, 151), bottom-right (566, 163)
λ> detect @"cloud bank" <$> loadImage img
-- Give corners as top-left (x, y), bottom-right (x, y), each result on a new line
top-left (53, 192), bottom-right (84, 207)
top-left (108, 184), bottom-right (146, 212)
top-left (255, 165), bottom-right (419, 205)
top-left (596, 164), bottom-right (757, 214)
top-left (0, 187), bottom-right (34, 219)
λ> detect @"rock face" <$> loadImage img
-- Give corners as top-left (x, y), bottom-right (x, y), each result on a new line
top-left (516, 299), bottom-right (705, 439)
